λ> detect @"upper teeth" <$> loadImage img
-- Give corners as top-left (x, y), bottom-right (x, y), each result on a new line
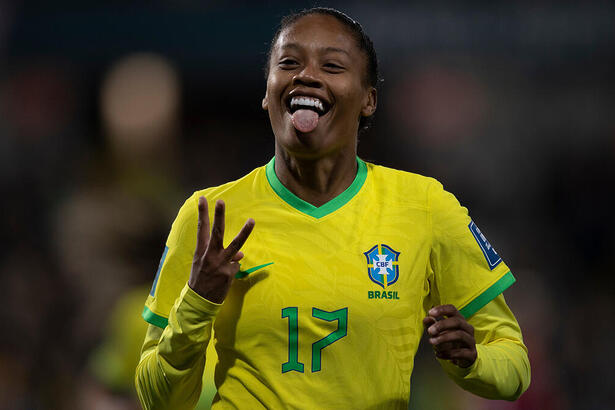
top-left (290, 96), bottom-right (324, 113)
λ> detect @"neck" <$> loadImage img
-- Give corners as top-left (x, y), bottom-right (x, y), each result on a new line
top-left (274, 147), bottom-right (358, 207)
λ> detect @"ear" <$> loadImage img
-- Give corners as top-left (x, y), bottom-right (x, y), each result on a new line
top-left (262, 91), bottom-right (269, 111)
top-left (361, 87), bottom-right (377, 117)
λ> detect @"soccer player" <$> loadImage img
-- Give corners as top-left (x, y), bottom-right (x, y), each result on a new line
top-left (135, 7), bottom-right (530, 409)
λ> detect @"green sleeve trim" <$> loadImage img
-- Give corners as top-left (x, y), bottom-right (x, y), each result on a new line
top-left (459, 271), bottom-right (516, 319)
top-left (265, 156), bottom-right (367, 219)
top-left (142, 306), bottom-right (169, 329)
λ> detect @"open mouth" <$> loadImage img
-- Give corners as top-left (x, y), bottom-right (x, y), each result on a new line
top-left (287, 96), bottom-right (330, 116)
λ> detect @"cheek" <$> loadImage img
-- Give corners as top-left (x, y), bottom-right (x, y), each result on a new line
top-left (265, 77), bottom-right (284, 109)
top-left (337, 80), bottom-right (368, 115)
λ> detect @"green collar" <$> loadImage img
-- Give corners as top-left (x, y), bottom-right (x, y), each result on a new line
top-left (265, 156), bottom-right (367, 219)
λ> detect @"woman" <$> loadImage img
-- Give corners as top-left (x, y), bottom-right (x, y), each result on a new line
top-left (136, 8), bottom-right (530, 409)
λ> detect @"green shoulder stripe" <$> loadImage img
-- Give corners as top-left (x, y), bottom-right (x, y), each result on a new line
top-left (459, 271), bottom-right (516, 318)
top-left (142, 306), bottom-right (169, 329)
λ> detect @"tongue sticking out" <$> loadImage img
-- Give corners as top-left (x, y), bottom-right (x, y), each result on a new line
top-left (291, 109), bottom-right (319, 133)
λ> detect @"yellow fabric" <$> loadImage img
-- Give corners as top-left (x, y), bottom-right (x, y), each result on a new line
top-left (136, 160), bottom-right (529, 408)
top-left (136, 285), bottom-right (220, 409)
top-left (439, 294), bottom-right (530, 401)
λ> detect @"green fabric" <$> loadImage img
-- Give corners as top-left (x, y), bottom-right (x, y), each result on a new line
top-left (459, 271), bottom-right (516, 318)
top-left (236, 262), bottom-right (275, 279)
top-left (265, 156), bottom-right (367, 219)
top-left (142, 305), bottom-right (169, 329)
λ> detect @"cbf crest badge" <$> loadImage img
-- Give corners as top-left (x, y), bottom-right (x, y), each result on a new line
top-left (364, 244), bottom-right (401, 289)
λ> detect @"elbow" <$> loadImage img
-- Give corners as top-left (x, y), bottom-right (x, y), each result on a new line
top-left (134, 352), bottom-right (203, 410)
top-left (134, 359), bottom-right (155, 410)
top-left (502, 348), bottom-right (531, 401)
top-left (134, 352), bottom-right (172, 410)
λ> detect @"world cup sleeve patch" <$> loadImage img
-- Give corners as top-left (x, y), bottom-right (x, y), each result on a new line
top-left (468, 221), bottom-right (502, 270)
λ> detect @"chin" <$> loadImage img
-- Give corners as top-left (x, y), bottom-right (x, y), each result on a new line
top-left (276, 128), bottom-right (329, 158)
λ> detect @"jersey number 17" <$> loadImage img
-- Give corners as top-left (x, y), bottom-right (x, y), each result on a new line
top-left (281, 307), bottom-right (348, 373)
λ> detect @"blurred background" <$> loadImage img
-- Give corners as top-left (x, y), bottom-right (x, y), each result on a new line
top-left (1, 1), bottom-right (614, 409)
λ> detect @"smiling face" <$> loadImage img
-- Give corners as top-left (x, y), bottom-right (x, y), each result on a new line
top-left (262, 14), bottom-right (377, 159)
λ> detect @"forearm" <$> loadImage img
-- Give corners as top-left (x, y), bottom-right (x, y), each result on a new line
top-left (440, 337), bottom-right (530, 400)
top-left (135, 284), bottom-right (221, 409)
top-left (440, 295), bottom-right (530, 400)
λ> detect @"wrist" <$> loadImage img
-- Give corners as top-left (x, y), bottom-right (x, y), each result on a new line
top-left (182, 284), bottom-right (224, 311)
top-left (454, 349), bottom-right (477, 368)
top-left (188, 275), bottom-right (230, 304)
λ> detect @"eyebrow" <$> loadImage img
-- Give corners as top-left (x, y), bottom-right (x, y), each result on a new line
top-left (280, 43), bottom-right (350, 56)
top-left (324, 47), bottom-right (350, 56)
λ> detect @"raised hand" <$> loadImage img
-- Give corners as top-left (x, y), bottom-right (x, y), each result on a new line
top-left (188, 197), bottom-right (255, 303)
top-left (423, 304), bottom-right (477, 368)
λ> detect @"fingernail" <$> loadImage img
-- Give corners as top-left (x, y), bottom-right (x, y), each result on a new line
top-left (428, 326), bottom-right (436, 335)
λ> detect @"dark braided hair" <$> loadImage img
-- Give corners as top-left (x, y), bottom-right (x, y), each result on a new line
top-left (264, 7), bottom-right (380, 132)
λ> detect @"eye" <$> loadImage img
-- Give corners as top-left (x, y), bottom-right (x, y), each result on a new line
top-left (323, 63), bottom-right (345, 73)
top-left (279, 59), bottom-right (299, 69)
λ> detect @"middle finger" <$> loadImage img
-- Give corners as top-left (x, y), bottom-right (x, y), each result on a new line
top-left (209, 200), bottom-right (226, 251)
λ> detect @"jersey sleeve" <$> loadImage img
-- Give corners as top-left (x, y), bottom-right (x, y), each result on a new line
top-left (143, 192), bottom-right (199, 328)
top-left (438, 294), bottom-right (530, 400)
top-left (427, 181), bottom-right (515, 318)
top-left (136, 284), bottom-right (222, 409)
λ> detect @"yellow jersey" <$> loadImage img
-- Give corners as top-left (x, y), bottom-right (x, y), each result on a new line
top-left (142, 157), bottom-right (516, 408)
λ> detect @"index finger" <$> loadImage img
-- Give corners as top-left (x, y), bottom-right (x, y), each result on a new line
top-left (195, 196), bottom-right (210, 257)
top-left (223, 218), bottom-right (255, 260)
top-left (427, 315), bottom-right (473, 336)
top-left (428, 304), bottom-right (462, 319)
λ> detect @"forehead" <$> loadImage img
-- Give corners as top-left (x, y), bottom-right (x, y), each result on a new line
top-left (273, 14), bottom-right (359, 55)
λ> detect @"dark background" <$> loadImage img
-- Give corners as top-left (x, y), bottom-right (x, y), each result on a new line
top-left (1, 1), bottom-right (614, 409)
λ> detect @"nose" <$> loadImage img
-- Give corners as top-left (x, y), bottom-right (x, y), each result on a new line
top-left (292, 63), bottom-right (323, 88)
